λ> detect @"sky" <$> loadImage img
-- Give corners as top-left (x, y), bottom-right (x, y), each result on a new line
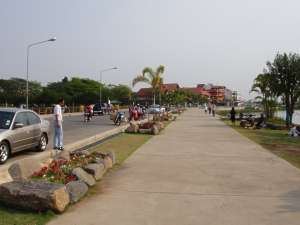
top-left (1, 0), bottom-right (300, 99)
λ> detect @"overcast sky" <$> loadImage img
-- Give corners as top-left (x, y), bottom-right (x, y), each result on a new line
top-left (1, 0), bottom-right (300, 99)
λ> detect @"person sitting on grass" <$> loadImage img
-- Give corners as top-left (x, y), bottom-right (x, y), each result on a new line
top-left (255, 113), bottom-right (266, 129)
top-left (289, 124), bottom-right (300, 137)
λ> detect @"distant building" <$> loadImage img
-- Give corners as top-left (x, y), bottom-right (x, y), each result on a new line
top-left (180, 84), bottom-right (210, 97)
top-left (135, 82), bottom-right (234, 106)
top-left (135, 83), bottom-right (180, 105)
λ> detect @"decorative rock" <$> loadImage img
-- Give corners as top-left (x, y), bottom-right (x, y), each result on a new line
top-left (154, 121), bottom-right (164, 130)
top-left (66, 180), bottom-right (88, 204)
top-left (8, 160), bottom-right (42, 181)
top-left (72, 168), bottom-right (96, 187)
top-left (125, 123), bottom-right (139, 133)
top-left (0, 180), bottom-right (69, 213)
top-left (107, 151), bottom-right (116, 165)
top-left (74, 150), bottom-right (91, 156)
top-left (110, 112), bottom-right (117, 121)
top-left (84, 163), bottom-right (105, 181)
top-left (93, 157), bottom-right (105, 165)
top-left (103, 156), bottom-right (113, 169)
top-left (152, 125), bottom-right (160, 135)
top-left (139, 128), bottom-right (152, 134)
top-left (53, 150), bottom-right (70, 161)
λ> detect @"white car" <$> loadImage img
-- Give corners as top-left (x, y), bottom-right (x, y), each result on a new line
top-left (147, 105), bottom-right (165, 114)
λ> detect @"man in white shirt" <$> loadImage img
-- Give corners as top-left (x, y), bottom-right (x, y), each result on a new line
top-left (54, 98), bottom-right (64, 150)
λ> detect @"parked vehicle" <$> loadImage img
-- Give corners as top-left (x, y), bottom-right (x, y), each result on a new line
top-left (114, 111), bottom-right (127, 126)
top-left (239, 114), bottom-right (255, 128)
top-left (0, 108), bottom-right (51, 164)
top-left (93, 103), bottom-right (104, 116)
top-left (148, 105), bottom-right (165, 114)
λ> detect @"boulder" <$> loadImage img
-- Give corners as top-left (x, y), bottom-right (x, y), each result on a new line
top-left (154, 121), bottom-right (164, 130)
top-left (0, 180), bottom-right (69, 213)
top-left (72, 168), bottom-right (96, 187)
top-left (92, 157), bottom-right (105, 165)
top-left (139, 128), bottom-right (152, 134)
top-left (66, 180), bottom-right (88, 204)
top-left (152, 125), bottom-right (160, 135)
top-left (107, 151), bottom-right (116, 165)
top-left (103, 156), bottom-right (113, 169)
top-left (125, 123), bottom-right (139, 133)
top-left (84, 163), bottom-right (105, 181)
top-left (72, 150), bottom-right (91, 157)
top-left (110, 112), bottom-right (117, 121)
top-left (53, 151), bottom-right (70, 161)
top-left (8, 160), bottom-right (43, 181)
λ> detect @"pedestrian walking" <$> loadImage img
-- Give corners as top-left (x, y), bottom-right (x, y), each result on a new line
top-left (54, 98), bottom-right (64, 151)
top-left (230, 107), bottom-right (236, 124)
top-left (208, 102), bottom-right (212, 114)
top-left (212, 102), bottom-right (216, 117)
top-left (204, 104), bottom-right (208, 114)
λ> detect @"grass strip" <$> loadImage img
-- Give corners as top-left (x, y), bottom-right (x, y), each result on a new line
top-left (0, 128), bottom-right (159, 225)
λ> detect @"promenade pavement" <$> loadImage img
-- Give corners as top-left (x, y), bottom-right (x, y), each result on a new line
top-left (48, 108), bottom-right (300, 225)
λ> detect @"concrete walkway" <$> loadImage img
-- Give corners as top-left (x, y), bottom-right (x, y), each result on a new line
top-left (48, 109), bottom-right (300, 225)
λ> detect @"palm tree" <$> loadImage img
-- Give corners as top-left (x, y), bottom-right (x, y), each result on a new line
top-left (251, 73), bottom-right (277, 118)
top-left (132, 65), bottom-right (165, 105)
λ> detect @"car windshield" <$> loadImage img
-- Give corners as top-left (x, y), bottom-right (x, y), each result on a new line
top-left (0, 111), bottom-right (15, 129)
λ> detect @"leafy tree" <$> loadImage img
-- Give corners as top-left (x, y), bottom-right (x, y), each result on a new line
top-left (109, 84), bottom-right (132, 104)
top-left (251, 73), bottom-right (277, 119)
top-left (265, 52), bottom-right (300, 126)
top-left (132, 65), bottom-right (165, 105)
top-left (0, 78), bottom-right (42, 106)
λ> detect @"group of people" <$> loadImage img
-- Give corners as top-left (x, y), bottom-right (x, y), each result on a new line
top-left (102, 102), bottom-right (113, 114)
top-left (129, 104), bottom-right (145, 121)
top-left (204, 102), bottom-right (217, 117)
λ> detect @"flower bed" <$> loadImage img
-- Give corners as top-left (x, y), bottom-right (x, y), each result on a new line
top-left (0, 150), bottom-right (115, 213)
top-left (31, 152), bottom-right (106, 185)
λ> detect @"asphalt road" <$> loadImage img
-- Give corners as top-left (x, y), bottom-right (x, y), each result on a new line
top-left (47, 114), bottom-right (116, 149)
top-left (6, 113), bottom-right (117, 164)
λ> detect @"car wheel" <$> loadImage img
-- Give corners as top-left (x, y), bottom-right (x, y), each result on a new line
top-left (0, 141), bottom-right (10, 164)
top-left (37, 134), bottom-right (48, 152)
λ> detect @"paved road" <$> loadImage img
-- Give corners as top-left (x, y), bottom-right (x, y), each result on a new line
top-left (6, 113), bottom-right (116, 164)
top-left (46, 114), bottom-right (116, 148)
top-left (49, 108), bottom-right (300, 225)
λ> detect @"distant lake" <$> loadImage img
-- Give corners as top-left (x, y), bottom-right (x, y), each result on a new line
top-left (275, 110), bottom-right (300, 124)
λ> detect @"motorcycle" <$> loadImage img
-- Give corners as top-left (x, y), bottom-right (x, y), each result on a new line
top-left (114, 112), bottom-right (127, 126)
top-left (84, 111), bottom-right (92, 122)
top-left (239, 114), bottom-right (255, 128)
top-left (84, 106), bottom-right (93, 122)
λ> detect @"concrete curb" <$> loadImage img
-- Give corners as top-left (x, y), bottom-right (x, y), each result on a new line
top-left (0, 118), bottom-right (150, 184)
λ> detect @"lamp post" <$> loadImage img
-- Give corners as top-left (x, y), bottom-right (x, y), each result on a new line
top-left (99, 67), bottom-right (118, 105)
top-left (26, 37), bottom-right (56, 109)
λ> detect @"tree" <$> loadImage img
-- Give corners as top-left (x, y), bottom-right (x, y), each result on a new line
top-left (265, 52), bottom-right (300, 126)
top-left (0, 78), bottom-right (42, 106)
top-left (109, 84), bottom-right (132, 105)
top-left (132, 65), bottom-right (165, 105)
top-left (251, 73), bottom-right (277, 119)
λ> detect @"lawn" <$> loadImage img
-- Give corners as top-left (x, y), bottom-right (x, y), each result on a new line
top-left (0, 132), bottom-right (152, 225)
top-left (0, 206), bottom-right (54, 225)
top-left (91, 133), bottom-right (152, 167)
top-left (222, 119), bottom-right (300, 169)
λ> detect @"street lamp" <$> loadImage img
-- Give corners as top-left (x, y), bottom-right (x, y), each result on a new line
top-left (26, 37), bottom-right (56, 108)
top-left (99, 67), bottom-right (118, 105)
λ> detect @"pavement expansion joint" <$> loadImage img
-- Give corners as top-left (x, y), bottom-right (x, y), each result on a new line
top-left (111, 189), bottom-right (300, 200)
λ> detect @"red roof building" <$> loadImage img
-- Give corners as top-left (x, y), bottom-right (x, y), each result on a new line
top-left (180, 86), bottom-right (210, 97)
top-left (160, 83), bottom-right (180, 93)
top-left (135, 83), bottom-right (232, 105)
